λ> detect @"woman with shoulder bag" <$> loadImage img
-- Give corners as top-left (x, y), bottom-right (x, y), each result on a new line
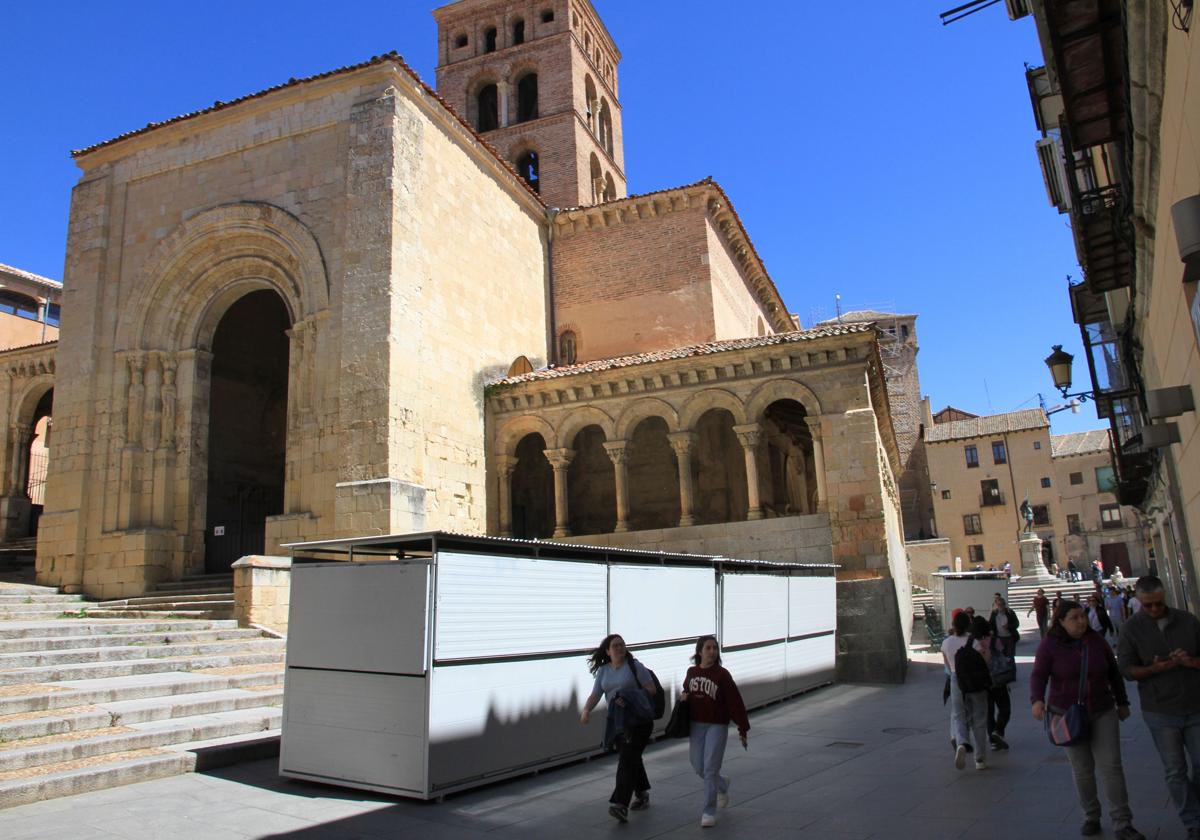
top-left (986, 620), bottom-right (1015, 751)
top-left (1030, 601), bottom-right (1144, 840)
top-left (681, 636), bottom-right (749, 829)
top-left (580, 633), bottom-right (657, 824)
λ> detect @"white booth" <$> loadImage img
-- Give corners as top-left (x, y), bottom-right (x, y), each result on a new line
top-left (278, 532), bottom-right (837, 800)
top-left (931, 571), bottom-right (1009, 624)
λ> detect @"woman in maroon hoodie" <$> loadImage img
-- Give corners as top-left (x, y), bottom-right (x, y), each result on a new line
top-left (1030, 600), bottom-right (1144, 840)
top-left (680, 635), bottom-right (749, 828)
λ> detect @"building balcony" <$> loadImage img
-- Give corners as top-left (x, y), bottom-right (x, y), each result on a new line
top-left (1070, 185), bottom-right (1134, 293)
top-left (980, 491), bottom-right (1006, 507)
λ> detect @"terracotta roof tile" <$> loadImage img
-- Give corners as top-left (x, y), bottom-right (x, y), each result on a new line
top-left (0, 263), bottom-right (62, 289)
top-left (0, 340), bottom-right (58, 356)
top-left (816, 309), bottom-right (916, 324)
top-left (1050, 429), bottom-right (1111, 457)
top-left (924, 408), bottom-right (1048, 443)
top-left (70, 52), bottom-right (544, 205)
top-left (491, 323), bottom-right (875, 386)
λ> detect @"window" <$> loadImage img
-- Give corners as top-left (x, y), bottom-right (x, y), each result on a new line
top-left (1100, 504), bottom-right (1122, 529)
top-left (964, 444), bottom-right (979, 468)
top-left (559, 330), bottom-right (577, 365)
top-left (454, 33), bottom-right (469, 48)
top-left (598, 99), bottom-right (613, 156)
top-left (515, 150), bottom-right (539, 193)
top-left (485, 27), bottom-right (498, 52)
top-left (1069, 472), bottom-right (1083, 485)
top-left (476, 83), bottom-right (499, 132)
top-left (901, 324), bottom-right (909, 338)
top-left (1032, 504), bottom-right (1050, 526)
top-left (981, 479), bottom-right (1002, 506)
top-left (963, 514), bottom-right (982, 535)
top-left (45, 303), bottom-right (60, 327)
top-left (1095, 466), bottom-right (1117, 494)
top-left (992, 440), bottom-right (1007, 464)
top-left (1033, 440), bottom-right (1041, 450)
top-left (1040, 477), bottom-right (1052, 488)
top-left (541, 9), bottom-right (555, 23)
top-left (512, 19), bottom-right (525, 45)
top-left (0, 291), bottom-right (39, 321)
top-left (968, 545), bottom-right (986, 565)
top-left (516, 73), bottom-right (538, 122)
top-left (1067, 514), bottom-right (1081, 534)
top-left (941, 489), bottom-right (952, 500)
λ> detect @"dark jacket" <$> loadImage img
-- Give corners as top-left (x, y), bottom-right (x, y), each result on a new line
top-left (989, 607), bottom-right (1020, 638)
top-left (1086, 605), bottom-right (1114, 635)
top-left (602, 686), bottom-right (654, 750)
top-left (1117, 607), bottom-right (1200, 715)
top-left (1030, 629), bottom-right (1129, 716)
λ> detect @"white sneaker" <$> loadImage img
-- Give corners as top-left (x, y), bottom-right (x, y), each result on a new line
top-left (974, 758), bottom-right (987, 771)
top-left (717, 778), bottom-right (730, 808)
top-left (700, 814), bottom-right (716, 828)
top-left (954, 744), bottom-right (967, 770)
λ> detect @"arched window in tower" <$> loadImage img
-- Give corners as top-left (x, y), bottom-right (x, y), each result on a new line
top-left (604, 172), bottom-right (616, 203)
top-left (598, 99), bottom-right (613, 157)
top-left (477, 83), bottom-right (499, 132)
top-left (485, 27), bottom-right (498, 53)
top-left (454, 33), bottom-right (468, 48)
top-left (589, 154), bottom-right (603, 204)
top-left (512, 18), bottom-right (525, 45)
top-left (515, 150), bottom-right (539, 193)
top-left (584, 75), bottom-right (597, 132)
top-left (516, 73), bottom-right (538, 122)
top-left (559, 330), bottom-right (578, 365)
top-left (541, 9), bottom-right (554, 23)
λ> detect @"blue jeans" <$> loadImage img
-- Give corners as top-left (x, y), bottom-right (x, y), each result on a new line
top-left (689, 721), bottom-right (730, 817)
top-left (1144, 710), bottom-right (1200, 830)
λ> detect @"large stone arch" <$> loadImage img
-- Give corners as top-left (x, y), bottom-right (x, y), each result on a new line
top-left (495, 414), bottom-right (558, 457)
top-left (556, 406), bottom-right (615, 449)
top-left (678, 388), bottom-right (747, 432)
top-left (12, 376), bottom-right (54, 429)
top-left (744, 378), bottom-right (823, 423)
top-left (615, 397), bottom-right (679, 440)
top-left (118, 202), bottom-right (328, 353)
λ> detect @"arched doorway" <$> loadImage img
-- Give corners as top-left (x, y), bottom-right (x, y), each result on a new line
top-left (24, 390), bottom-right (52, 536)
top-left (567, 425), bottom-right (615, 535)
top-left (511, 433), bottom-right (554, 538)
top-left (626, 416), bottom-right (679, 530)
top-left (693, 408), bottom-right (747, 525)
top-left (203, 290), bottom-right (290, 573)
top-left (761, 399), bottom-right (816, 516)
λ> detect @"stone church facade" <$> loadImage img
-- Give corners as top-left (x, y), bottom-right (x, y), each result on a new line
top-left (22, 0), bottom-right (912, 680)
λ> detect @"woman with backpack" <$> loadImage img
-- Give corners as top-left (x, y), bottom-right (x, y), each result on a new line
top-left (680, 635), bottom-right (749, 828)
top-left (941, 610), bottom-right (971, 757)
top-left (580, 633), bottom-right (658, 823)
top-left (1030, 601), bottom-right (1144, 840)
top-left (952, 616), bottom-right (994, 771)
top-left (987, 619), bottom-right (1016, 751)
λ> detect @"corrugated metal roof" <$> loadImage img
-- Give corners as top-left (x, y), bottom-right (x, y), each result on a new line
top-left (1051, 429), bottom-right (1111, 457)
top-left (491, 323), bottom-right (875, 386)
top-left (924, 408), bottom-right (1049, 443)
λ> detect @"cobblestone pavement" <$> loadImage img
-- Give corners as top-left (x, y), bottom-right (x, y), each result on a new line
top-left (0, 634), bottom-right (1179, 839)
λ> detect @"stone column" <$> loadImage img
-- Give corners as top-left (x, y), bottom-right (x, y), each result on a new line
top-left (495, 455), bottom-right (518, 537)
top-left (603, 439), bottom-right (630, 532)
top-left (668, 431), bottom-right (697, 527)
top-left (806, 415), bottom-right (828, 512)
top-left (733, 423), bottom-right (764, 521)
top-left (8, 425), bottom-right (31, 496)
top-left (498, 81), bottom-right (511, 127)
top-left (544, 448), bottom-right (575, 538)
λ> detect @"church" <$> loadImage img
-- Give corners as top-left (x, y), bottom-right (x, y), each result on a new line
top-left (11, 0), bottom-right (911, 680)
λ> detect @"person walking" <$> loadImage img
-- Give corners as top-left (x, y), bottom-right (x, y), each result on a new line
top-left (1117, 575), bottom-right (1200, 839)
top-left (680, 636), bottom-right (750, 828)
top-left (1105, 585), bottom-right (1127, 638)
top-left (580, 633), bottom-right (658, 823)
top-left (942, 610), bottom-right (972, 760)
top-left (987, 622), bottom-right (1016, 751)
top-left (1086, 592), bottom-right (1116, 640)
top-left (1029, 587), bottom-right (1050, 638)
top-left (1092, 558), bottom-right (1105, 586)
top-left (990, 594), bottom-right (1020, 658)
top-left (954, 616), bottom-right (994, 771)
top-left (1031, 600), bottom-right (1144, 839)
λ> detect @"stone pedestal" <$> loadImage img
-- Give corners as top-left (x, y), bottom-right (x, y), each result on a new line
top-left (1018, 532), bottom-right (1056, 582)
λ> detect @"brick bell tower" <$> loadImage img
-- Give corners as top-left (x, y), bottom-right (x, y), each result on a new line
top-left (433, 0), bottom-right (626, 209)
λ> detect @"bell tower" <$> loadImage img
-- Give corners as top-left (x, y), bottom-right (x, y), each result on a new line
top-left (433, 0), bottom-right (626, 209)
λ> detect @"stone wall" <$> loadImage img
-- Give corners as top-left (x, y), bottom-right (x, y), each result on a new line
top-left (905, 537), bottom-right (953, 589)
top-left (232, 555), bottom-right (291, 634)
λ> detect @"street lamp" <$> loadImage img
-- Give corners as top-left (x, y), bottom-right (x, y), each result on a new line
top-left (1043, 345), bottom-right (1095, 411)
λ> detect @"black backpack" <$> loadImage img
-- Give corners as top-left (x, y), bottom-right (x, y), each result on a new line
top-left (629, 657), bottom-right (667, 719)
top-left (955, 636), bottom-right (993, 694)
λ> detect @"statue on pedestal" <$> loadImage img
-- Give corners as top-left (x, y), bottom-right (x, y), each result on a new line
top-left (1018, 496), bottom-right (1034, 534)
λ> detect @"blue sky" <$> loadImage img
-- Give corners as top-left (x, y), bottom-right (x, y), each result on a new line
top-left (0, 1), bottom-right (1102, 435)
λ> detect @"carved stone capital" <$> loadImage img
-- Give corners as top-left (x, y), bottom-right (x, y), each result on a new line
top-left (667, 431), bottom-right (696, 457)
top-left (494, 454), bottom-right (519, 478)
top-left (602, 439), bottom-right (629, 466)
top-left (732, 423), bottom-right (763, 450)
top-left (543, 448), bottom-right (575, 471)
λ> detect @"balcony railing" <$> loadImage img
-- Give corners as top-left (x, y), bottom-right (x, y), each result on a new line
top-left (980, 491), bottom-right (1006, 507)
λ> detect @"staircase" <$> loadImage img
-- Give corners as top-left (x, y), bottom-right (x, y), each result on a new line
top-left (913, 577), bottom-right (1117, 618)
top-left (0, 582), bottom-right (284, 808)
top-left (85, 573), bottom-right (235, 621)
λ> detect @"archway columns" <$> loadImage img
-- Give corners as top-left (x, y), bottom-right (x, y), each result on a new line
top-left (667, 431), bottom-right (697, 527)
top-left (733, 423), bottom-right (764, 521)
top-left (603, 439), bottom-right (630, 532)
top-left (544, 448), bottom-right (575, 538)
top-left (495, 455), bottom-right (518, 537)
top-left (805, 415), bottom-right (829, 512)
top-left (498, 81), bottom-right (511, 127)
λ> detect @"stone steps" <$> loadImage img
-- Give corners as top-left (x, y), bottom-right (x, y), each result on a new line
top-left (0, 584), bottom-right (283, 808)
top-left (913, 579), bottom-right (1111, 619)
top-left (96, 592), bottom-right (234, 608)
top-left (80, 608), bottom-right (234, 620)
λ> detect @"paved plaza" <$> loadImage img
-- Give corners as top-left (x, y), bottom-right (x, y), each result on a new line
top-left (0, 639), bottom-right (1179, 840)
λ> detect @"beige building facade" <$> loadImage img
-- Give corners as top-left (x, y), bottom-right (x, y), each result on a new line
top-left (1016, 3), bottom-right (1200, 609)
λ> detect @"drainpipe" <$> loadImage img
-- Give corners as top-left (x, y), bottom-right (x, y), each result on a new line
top-left (546, 207), bottom-right (560, 364)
